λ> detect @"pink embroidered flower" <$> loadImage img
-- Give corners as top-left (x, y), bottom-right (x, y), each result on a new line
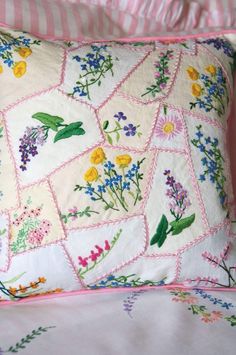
top-left (172, 295), bottom-right (198, 304)
top-left (69, 206), bottom-right (79, 220)
top-left (155, 114), bottom-right (183, 140)
top-left (201, 311), bottom-right (223, 323)
top-left (89, 250), bottom-right (98, 261)
top-left (78, 256), bottom-right (88, 267)
top-left (28, 229), bottom-right (44, 246)
top-left (95, 245), bottom-right (103, 256)
top-left (104, 240), bottom-right (110, 250)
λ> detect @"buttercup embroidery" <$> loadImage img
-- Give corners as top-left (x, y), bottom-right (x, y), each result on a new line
top-left (150, 170), bottom-right (195, 248)
top-left (69, 44), bottom-right (119, 99)
top-left (102, 111), bottom-right (142, 145)
top-left (0, 30), bottom-right (41, 77)
top-left (186, 65), bottom-right (229, 117)
top-left (141, 50), bottom-right (174, 98)
top-left (74, 148), bottom-right (145, 212)
top-left (191, 125), bottom-right (227, 209)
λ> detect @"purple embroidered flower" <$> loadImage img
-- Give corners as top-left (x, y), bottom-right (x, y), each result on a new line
top-left (164, 170), bottom-right (191, 219)
top-left (19, 126), bottom-right (48, 171)
top-left (114, 112), bottom-right (127, 121)
top-left (123, 124), bottom-right (137, 136)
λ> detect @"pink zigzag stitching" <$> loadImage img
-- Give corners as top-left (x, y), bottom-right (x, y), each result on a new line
top-left (60, 43), bottom-right (152, 111)
top-left (60, 241), bottom-right (87, 289)
top-left (1, 48), bottom-right (67, 114)
top-left (0, 212), bottom-right (10, 272)
top-left (144, 218), bottom-right (230, 259)
top-left (117, 49), bottom-right (182, 105)
top-left (0, 115), bottom-right (21, 213)
top-left (82, 214), bottom-right (149, 286)
top-left (96, 96), bottom-right (161, 152)
top-left (8, 180), bottom-right (67, 258)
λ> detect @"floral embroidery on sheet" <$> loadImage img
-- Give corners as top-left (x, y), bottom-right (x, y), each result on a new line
top-left (77, 229), bottom-right (122, 279)
top-left (171, 289), bottom-right (236, 326)
top-left (60, 206), bottom-right (99, 224)
top-left (150, 170), bottom-right (195, 248)
top-left (191, 125), bottom-right (227, 209)
top-left (102, 111), bottom-right (142, 145)
top-left (19, 112), bottom-right (85, 171)
top-left (69, 44), bottom-right (119, 99)
top-left (123, 289), bottom-right (147, 318)
top-left (0, 124), bottom-right (3, 201)
top-left (74, 148), bottom-right (145, 212)
top-left (0, 326), bottom-right (56, 354)
top-left (194, 289), bottom-right (234, 309)
top-left (186, 65), bottom-right (229, 117)
top-left (199, 38), bottom-right (235, 58)
top-left (141, 50), bottom-right (174, 98)
top-left (0, 30), bottom-right (41, 77)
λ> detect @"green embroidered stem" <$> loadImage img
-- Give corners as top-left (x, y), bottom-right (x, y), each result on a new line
top-left (60, 206), bottom-right (99, 224)
top-left (6, 326), bottom-right (56, 353)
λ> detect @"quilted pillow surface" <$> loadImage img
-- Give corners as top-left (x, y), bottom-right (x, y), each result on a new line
top-left (0, 28), bottom-right (236, 302)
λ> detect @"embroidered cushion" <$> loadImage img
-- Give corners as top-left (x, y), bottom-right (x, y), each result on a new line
top-left (0, 27), bottom-right (236, 302)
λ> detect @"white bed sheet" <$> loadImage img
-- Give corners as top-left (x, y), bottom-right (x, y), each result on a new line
top-left (1, 288), bottom-right (235, 354)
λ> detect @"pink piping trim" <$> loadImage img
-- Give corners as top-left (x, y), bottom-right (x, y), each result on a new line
top-left (1, 284), bottom-right (236, 307)
top-left (0, 21), bottom-right (236, 42)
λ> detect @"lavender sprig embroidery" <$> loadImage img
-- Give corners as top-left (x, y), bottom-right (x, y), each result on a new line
top-left (150, 170), bottom-right (195, 248)
top-left (191, 125), bottom-right (227, 209)
top-left (19, 112), bottom-right (85, 171)
top-left (123, 290), bottom-right (147, 318)
top-left (199, 38), bottom-right (235, 58)
top-left (141, 50), bottom-right (174, 98)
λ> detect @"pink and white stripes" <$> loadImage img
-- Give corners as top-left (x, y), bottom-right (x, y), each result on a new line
top-left (0, 0), bottom-right (235, 41)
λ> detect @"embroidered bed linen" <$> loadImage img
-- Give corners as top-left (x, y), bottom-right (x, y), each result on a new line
top-left (0, 27), bottom-right (236, 302)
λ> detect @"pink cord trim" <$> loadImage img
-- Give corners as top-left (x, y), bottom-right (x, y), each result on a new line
top-left (1, 283), bottom-right (236, 307)
top-left (0, 212), bottom-right (10, 272)
top-left (0, 21), bottom-right (236, 42)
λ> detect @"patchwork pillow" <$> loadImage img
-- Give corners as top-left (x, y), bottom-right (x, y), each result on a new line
top-left (0, 27), bottom-right (236, 303)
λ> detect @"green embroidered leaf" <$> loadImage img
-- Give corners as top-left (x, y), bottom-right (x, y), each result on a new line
top-left (32, 113), bottom-right (64, 131)
top-left (103, 120), bottom-right (109, 130)
top-left (107, 134), bottom-right (113, 145)
top-left (225, 315), bottom-right (236, 326)
top-left (54, 122), bottom-right (85, 142)
top-left (150, 214), bottom-right (168, 247)
top-left (3, 272), bottom-right (26, 284)
top-left (170, 213), bottom-right (195, 235)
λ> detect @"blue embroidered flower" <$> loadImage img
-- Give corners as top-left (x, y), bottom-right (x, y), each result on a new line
top-left (85, 186), bottom-right (95, 196)
top-left (104, 161), bottom-right (115, 170)
top-left (123, 124), bottom-right (137, 137)
top-left (97, 185), bottom-right (106, 193)
top-left (114, 112), bottom-right (127, 121)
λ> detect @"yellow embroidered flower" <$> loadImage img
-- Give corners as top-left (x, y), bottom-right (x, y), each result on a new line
top-left (115, 154), bottom-right (132, 167)
top-left (9, 287), bottom-right (17, 295)
top-left (90, 147), bottom-right (106, 165)
top-left (13, 61), bottom-right (27, 78)
top-left (192, 83), bottom-right (202, 97)
top-left (18, 47), bottom-right (32, 58)
top-left (205, 65), bottom-right (216, 76)
top-left (186, 66), bottom-right (199, 80)
top-left (30, 282), bottom-right (39, 289)
top-left (19, 284), bottom-right (27, 293)
top-left (0, 65), bottom-right (3, 74)
top-left (84, 167), bottom-right (99, 182)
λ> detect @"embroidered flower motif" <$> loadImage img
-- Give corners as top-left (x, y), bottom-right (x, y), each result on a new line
top-left (141, 50), bottom-right (174, 98)
top-left (13, 61), bottom-right (27, 78)
top-left (60, 206), bottom-right (99, 223)
top-left (187, 66), bottom-right (199, 80)
top-left (84, 167), bottom-right (99, 182)
top-left (115, 154), bottom-right (132, 168)
top-left (89, 274), bottom-right (166, 289)
top-left (77, 230), bottom-right (122, 279)
top-left (205, 65), bottom-right (216, 76)
top-left (150, 170), bottom-right (195, 248)
top-left (191, 83), bottom-right (202, 97)
top-left (191, 125), bottom-right (227, 209)
top-left (154, 114), bottom-right (183, 140)
top-left (187, 65), bottom-right (229, 117)
top-left (90, 147), bottom-right (106, 165)
top-left (74, 150), bottom-right (145, 212)
top-left (17, 47), bottom-right (32, 58)
top-left (103, 112), bottom-right (142, 145)
top-left (0, 64), bottom-right (3, 74)
top-left (199, 38), bottom-right (235, 58)
top-left (69, 44), bottom-right (119, 100)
